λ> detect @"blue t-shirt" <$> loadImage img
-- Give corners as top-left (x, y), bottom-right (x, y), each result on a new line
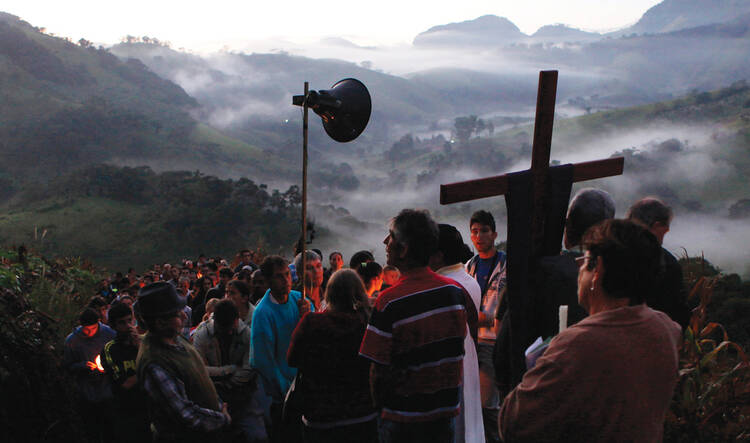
top-left (475, 252), bottom-right (499, 295)
top-left (250, 289), bottom-right (306, 402)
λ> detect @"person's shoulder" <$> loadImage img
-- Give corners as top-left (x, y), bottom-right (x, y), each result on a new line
top-left (99, 324), bottom-right (117, 339)
top-left (254, 293), bottom-right (273, 309)
top-left (662, 247), bottom-right (680, 267)
top-left (104, 338), bottom-right (117, 351)
top-left (193, 320), bottom-right (212, 337)
top-left (643, 305), bottom-right (682, 337)
top-left (432, 271), bottom-right (464, 287)
top-left (445, 269), bottom-right (481, 298)
top-left (236, 320), bottom-right (252, 338)
top-left (64, 327), bottom-right (81, 344)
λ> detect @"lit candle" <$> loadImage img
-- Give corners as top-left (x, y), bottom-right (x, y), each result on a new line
top-left (559, 305), bottom-right (569, 334)
top-left (95, 354), bottom-right (105, 372)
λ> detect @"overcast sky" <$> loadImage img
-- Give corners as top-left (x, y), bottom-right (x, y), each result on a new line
top-left (6, 0), bottom-right (662, 50)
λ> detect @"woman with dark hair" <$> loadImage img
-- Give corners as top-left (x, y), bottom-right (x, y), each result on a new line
top-left (287, 269), bottom-right (376, 443)
top-left (499, 219), bottom-right (682, 442)
top-left (356, 261), bottom-right (383, 306)
top-left (226, 279), bottom-right (255, 326)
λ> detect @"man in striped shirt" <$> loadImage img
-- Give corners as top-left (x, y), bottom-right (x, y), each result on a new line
top-left (359, 209), bottom-right (468, 443)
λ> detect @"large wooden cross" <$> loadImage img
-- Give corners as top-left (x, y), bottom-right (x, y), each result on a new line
top-left (440, 70), bottom-right (624, 387)
top-left (441, 71), bottom-right (623, 248)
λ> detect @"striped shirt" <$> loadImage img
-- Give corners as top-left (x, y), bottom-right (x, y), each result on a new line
top-left (359, 267), bottom-right (468, 422)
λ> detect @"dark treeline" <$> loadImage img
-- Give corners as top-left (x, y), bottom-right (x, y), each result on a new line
top-left (11, 164), bottom-right (302, 268)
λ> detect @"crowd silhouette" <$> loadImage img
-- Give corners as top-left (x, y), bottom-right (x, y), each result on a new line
top-left (63, 194), bottom-right (689, 443)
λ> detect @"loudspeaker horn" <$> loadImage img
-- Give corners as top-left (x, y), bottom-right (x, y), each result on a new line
top-left (293, 78), bottom-right (371, 143)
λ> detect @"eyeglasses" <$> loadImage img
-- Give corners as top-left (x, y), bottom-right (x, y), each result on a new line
top-left (575, 254), bottom-right (598, 270)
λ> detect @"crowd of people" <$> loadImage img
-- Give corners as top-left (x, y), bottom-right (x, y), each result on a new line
top-left (62, 192), bottom-right (689, 443)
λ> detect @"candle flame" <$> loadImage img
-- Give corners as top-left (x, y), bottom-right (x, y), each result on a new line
top-left (95, 354), bottom-right (105, 372)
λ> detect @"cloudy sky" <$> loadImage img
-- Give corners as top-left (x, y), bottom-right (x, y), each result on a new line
top-left (6, 0), bottom-right (662, 50)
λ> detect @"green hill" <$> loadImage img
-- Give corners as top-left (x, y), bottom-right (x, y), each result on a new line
top-left (0, 164), bottom-right (302, 270)
top-left (0, 12), bottom-right (294, 188)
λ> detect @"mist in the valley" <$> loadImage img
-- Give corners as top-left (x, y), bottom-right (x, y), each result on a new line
top-left (306, 121), bottom-right (750, 278)
top-left (102, 11), bottom-right (750, 277)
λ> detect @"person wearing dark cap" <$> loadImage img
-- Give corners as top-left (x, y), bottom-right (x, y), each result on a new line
top-left (63, 307), bottom-right (117, 443)
top-left (134, 282), bottom-right (230, 442)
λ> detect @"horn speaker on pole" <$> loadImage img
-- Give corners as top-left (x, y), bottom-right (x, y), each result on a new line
top-left (292, 78), bottom-right (371, 296)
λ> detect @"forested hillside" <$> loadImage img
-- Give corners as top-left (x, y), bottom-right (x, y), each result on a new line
top-left (0, 165), bottom-right (302, 270)
top-left (0, 12), bottom-right (293, 188)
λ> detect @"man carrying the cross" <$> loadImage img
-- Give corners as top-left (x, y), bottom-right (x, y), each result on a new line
top-left (465, 210), bottom-right (506, 443)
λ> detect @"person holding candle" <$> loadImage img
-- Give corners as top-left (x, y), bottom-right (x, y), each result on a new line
top-left (63, 307), bottom-right (117, 443)
top-left (499, 219), bottom-right (681, 442)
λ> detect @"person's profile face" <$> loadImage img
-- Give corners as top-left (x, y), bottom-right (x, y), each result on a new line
top-left (384, 230), bottom-right (404, 267)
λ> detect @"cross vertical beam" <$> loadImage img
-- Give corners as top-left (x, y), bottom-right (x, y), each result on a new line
top-left (530, 71), bottom-right (558, 255)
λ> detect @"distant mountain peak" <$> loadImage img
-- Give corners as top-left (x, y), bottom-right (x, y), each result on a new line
top-left (531, 24), bottom-right (601, 42)
top-left (622, 0), bottom-right (750, 35)
top-left (413, 14), bottom-right (526, 47)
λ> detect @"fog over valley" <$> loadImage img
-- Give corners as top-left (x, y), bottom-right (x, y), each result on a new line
top-left (1, 0), bottom-right (749, 276)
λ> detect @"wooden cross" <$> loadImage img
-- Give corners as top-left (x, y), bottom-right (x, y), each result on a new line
top-left (440, 71), bottom-right (624, 387)
top-left (440, 70), bottom-right (624, 254)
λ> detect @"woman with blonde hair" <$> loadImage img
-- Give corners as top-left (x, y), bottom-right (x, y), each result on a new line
top-left (287, 269), bottom-right (376, 443)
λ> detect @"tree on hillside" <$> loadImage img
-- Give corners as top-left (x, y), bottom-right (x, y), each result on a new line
top-left (385, 134), bottom-right (415, 167)
top-left (453, 115), bottom-right (489, 144)
top-left (454, 115), bottom-right (477, 143)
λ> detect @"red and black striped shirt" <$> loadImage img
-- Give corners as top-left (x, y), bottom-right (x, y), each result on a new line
top-left (359, 267), bottom-right (468, 422)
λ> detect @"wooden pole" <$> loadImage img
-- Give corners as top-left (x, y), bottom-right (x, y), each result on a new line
top-left (301, 81), bottom-right (309, 298)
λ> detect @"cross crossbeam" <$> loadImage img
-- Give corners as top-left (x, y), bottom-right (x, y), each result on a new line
top-left (440, 70), bottom-right (623, 252)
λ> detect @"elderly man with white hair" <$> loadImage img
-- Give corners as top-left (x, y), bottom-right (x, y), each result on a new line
top-left (493, 188), bottom-right (617, 398)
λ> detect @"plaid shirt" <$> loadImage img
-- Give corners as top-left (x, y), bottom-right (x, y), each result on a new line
top-left (143, 360), bottom-right (228, 433)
